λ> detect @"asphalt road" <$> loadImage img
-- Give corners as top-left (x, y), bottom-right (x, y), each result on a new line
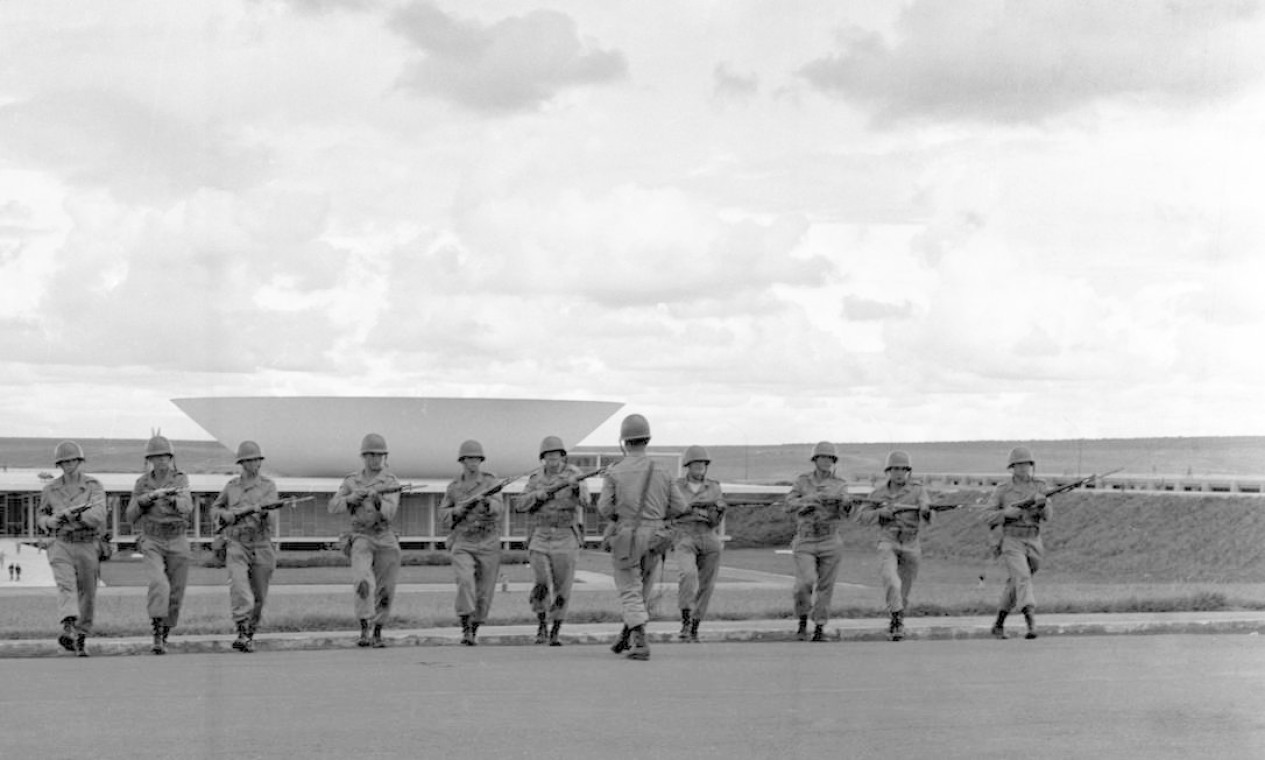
top-left (6, 635), bottom-right (1265, 759)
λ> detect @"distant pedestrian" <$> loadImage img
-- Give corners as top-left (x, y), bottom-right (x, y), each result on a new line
top-left (984, 446), bottom-right (1051, 640)
top-left (671, 445), bottom-right (726, 643)
top-left (439, 440), bottom-right (505, 646)
top-left (210, 441), bottom-right (278, 653)
top-left (855, 451), bottom-right (932, 642)
top-left (7, 563), bottom-right (12, 581)
top-left (515, 436), bottom-right (589, 646)
top-left (329, 433), bottom-right (402, 648)
top-left (598, 414), bottom-right (689, 661)
top-left (128, 435), bottom-right (193, 654)
top-left (784, 441), bottom-right (854, 642)
top-left (38, 441), bottom-right (107, 657)
top-left (14, 563), bottom-right (20, 581)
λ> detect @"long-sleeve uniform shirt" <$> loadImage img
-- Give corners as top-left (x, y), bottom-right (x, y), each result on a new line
top-left (128, 470), bottom-right (193, 538)
top-left (517, 464), bottom-right (590, 534)
top-left (211, 475), bottom-right (279, 541)
top-left (439, 473), bottom-right (507, 544)
top-left (671, 477), bottom-right (726, 536)
top-left (329, 469), bottom-right (401, 534)
top-left (39, 475), bottom-right (108, 540)
top-left (984, 478), bottom-right (1052, 535)
top-left (783, 470), bottom-right (852, 542)
top-left (598, 456), bottom-right (689, 527)
top-left (855, 480), bottom-right (932, 543)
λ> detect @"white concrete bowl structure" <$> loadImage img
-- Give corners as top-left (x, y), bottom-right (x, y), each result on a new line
top-left (172, 397), bottom-right (624, 479)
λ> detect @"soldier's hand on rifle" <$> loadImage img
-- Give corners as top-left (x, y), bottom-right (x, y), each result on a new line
top-left (796, 502), bottom-right (817, 517)
top-left (1002, 505), bottom-right (1024, 520)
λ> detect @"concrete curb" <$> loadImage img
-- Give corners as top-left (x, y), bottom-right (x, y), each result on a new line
top-left (5, 613), bottom-right (1265, 658)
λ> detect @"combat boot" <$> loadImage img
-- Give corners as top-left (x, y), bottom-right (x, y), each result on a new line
top-left (811, 623), bottom-right (825, 642)
top-left (242, 624), bottom-right (256, 654)
top-left (58, 616), bottom-right (77, 652)
top-left (74, 633), bottom-right (88, 658)
top-left (232, 621), bottom-right (251, 652)
top-left (535, 613), bottom-right (548, 645)
top-left (470, 621), bottom-right (481, 646)
top-left (991, 610), bottom-right (1009, 639)
top-left (627, 625), bottom-right (650, 661)
top-left (151, 617), bottom-right (167, 655)
top-left (688, 618), bottom-right (700, 643)
top-left (357, 618), bottom-right (372, 647)
top-left (371, 624), bottom-right (385, 648)
top-left (610, 625), bottom-right (631, 654)
top-left (460, 615), bottom-right (475, 646)
top-left (161, 623), bottom-right (171, 649)
top-left (548, 621), bottom-right (563, 647)
top-left (678, 609), bottom-right (692, 641)
top-left (1022, 605), bottom-right (1038, 640)
top-left (795, 616), bottom-right (809, 642)
top-left (889, 611), bottom-right (905, 642)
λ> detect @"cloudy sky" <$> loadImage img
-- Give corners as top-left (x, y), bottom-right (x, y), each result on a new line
top-left (1, 0), bottom-right (1263, 447)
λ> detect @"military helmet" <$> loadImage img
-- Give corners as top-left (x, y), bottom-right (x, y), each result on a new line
top-left (682, 445), bottom-right (710, 467)
top-left (458, 439), bottom-right (485, 461)
top-left (811, 441), bottom-right (838, 462)
top-left (360, 433), bottom-right (389, 455)
top-left (538, 435), bottom-right (566, 458)
top-left (1007, 446), bottom-right (1035, 467)
top-left (53, 441), bottom-right (85, 464)
top-left (885, 450), bottom-right (912, 471)
top-left (235, 440), bottom-right (265, 463)
top-left (145, 435), bottom-right (174, 459)
top-left (619, 414), bottom-right (651, 442)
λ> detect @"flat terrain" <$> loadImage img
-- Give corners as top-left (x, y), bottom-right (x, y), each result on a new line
top-left (5, 636), bottom-right (1264, 759)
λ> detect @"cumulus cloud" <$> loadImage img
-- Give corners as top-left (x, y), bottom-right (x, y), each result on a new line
top-left (799, 0), bottom-right (1263, 124)
top-left (713, 63), bottom-right (759, 101)
top-left (387, 2), bottom-right (628, 113)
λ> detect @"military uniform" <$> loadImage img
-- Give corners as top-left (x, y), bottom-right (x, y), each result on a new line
top-left (672, 474), bottom-right (725, 641)
top-left (211, 473), bottom-right (278, 647)
top-left (517, 462), bottom-right (589, 645)
top-left (39, 464), bottom-right (107, 655)
top-left (855, 471), bottom-right (930, 640)
top-left (330, 467), bottom-right (402, 643)
top-left (597, 448), bottom-right (688, 659)
top-left (439, 471), bottom-right (506, 642)
top-left (985, 478), bottom-right (1050, 624)
top-left (784, 462), bottom-right (851, 641)
top-left (128, 467), bottom-right (193, 651)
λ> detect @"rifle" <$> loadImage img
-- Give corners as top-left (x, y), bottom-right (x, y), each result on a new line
top-left (720, 499), bottom-right (783, 509)
top-left (530, 465), bottom-right (609, 507)
top-left (375, 482), bottom-right (424, 496)
top-left (1011, 468), bottom-right (1123, 510)
top-left (453, 471), bottom-right (532, 524)
top-left (138, 485), bottom-right (189, 505)
top-left (216, 496), bottom-right (315, 532)
top-left (47, 500), bottom-right (96, 529)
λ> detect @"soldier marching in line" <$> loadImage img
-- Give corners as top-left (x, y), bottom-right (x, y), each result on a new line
top-left (127, 435), bottom-right (193, 655)
top-left (854, 450), bottom-right (931, 642)
top-left (38, 441), bottom-right (107, 657)
top-left (598, 414), bottom-right (689, 661)
top-left (329, 433), bottom-right (402, 649)
top-left (210, 441), bottom-right (278, 653)
top-left (671, 445), bottom-right (726, 643)
top-left (515, 436), bottom-right (590, 646)
top-left (439, 440), bottom-right (506, 646)
top-left (985, 446), bottom-right (1050, 640)
top-left (784, 441), bottom-right (853, 642)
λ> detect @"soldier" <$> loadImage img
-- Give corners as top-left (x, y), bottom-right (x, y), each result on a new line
top-left (38, 441), bottom-right (107, 657)
top-left (127, 435), bottom-right (193, 655)
top-left (329, 433), bottom-right (402, 648)
top-left (515, 436), bottom-right (589, 646)
top-left (985, 446), bottom-right (1050, 640)
top-left (598, 414), bottom-right (688, 661)
top-left (784, 441), bottom-right (852, 642)
top-left (671, 445), bottom-right (726, 643)
top-left (854, 450), bottom-right (931, 642)
top-left (210, 441), bottom-right (278, 653)
top-left (439, 440), bottom-right (505, 646)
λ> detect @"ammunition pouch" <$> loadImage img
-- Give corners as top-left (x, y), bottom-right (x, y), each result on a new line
top-left (142, 521), bottom-right (187, 539)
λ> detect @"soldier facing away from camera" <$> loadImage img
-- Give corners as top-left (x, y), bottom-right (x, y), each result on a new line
top-left (515, 436), bottom-right (590, 646)
top-left (329, 433), bottom-right (402, 648)
top-left (671, 445), bottom-right (726, 643)
top-left (128, 435), bottom-right (193, 655)
top-left (784, 441), bottom-right (853, 642)
top-left (598, 414), bottom-right (688, 661)
top-left (38, 441), bottom-right (107, 657)
top-left (210, 441), bottom-right (278, 653)
top-left (984, 446), bottom-right (1051, 640)
top-left (854, 450), bottom-right (932, 642)
top-left (439, 440), bottom-right (506, 646)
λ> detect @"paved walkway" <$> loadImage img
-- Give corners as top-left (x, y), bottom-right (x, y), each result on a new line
top-left (4, 609), bottom-right (1265, 658)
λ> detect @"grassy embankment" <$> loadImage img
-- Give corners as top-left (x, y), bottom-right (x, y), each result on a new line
top-left (3, 491), bottom-right (1264, 639)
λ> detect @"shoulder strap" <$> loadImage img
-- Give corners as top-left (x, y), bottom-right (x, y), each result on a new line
top-left (631, 461), bottom-right (655, 528)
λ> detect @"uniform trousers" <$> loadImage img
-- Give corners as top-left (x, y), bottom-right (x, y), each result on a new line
top-left (226, 538), bottom-right (275, 626)
top-left (998, 534), bottom-right (1043, 612)
top-left (49, 539), bottom-right (99, 632)
top-left (140, 534), bottom-right (191, 626)
top-left (792, 532), bottom-right (843, 625)
top-left (876, 535), bottom-right (920, 614)
top-left (675, 528), bottom-right (722, 620)
top-left (527, 526), bottom-right (579, 622)
top-left (350, 530), bottom-right (401, 624)
top-left (450, 534), bottom-right (501, 623)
